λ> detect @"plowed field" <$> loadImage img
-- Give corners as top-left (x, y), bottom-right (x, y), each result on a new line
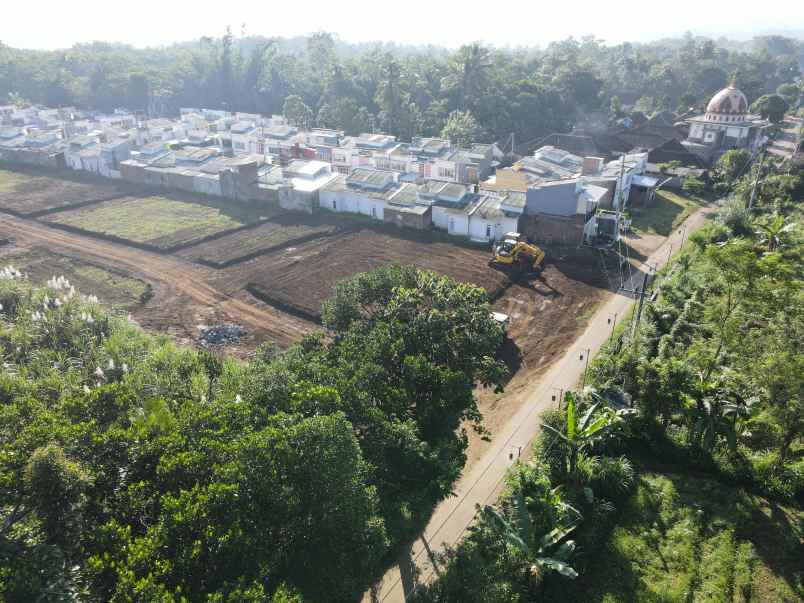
top-left (212, 228), bottom-right (511, 321)
top-left (177, 213), bottom-right (343, 267)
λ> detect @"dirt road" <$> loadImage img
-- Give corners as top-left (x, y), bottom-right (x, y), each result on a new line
top-left (0, 213), bottom-right (315, 350)
top-left (365, 206), bottom-right (715, 602)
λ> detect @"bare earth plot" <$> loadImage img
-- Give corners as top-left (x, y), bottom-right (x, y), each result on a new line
top-left (1, 213), bottom-right (316, 358)
top-left (212, 227), bottom-right (511, 321)
top-left (44, 195), bottom-right (256, 251)
top-left (177, 213), bottom-right (343, 267)
top-left (0, 168), bottom-right (125, 216)
top-left (0, 245), bottom-right (151, 312)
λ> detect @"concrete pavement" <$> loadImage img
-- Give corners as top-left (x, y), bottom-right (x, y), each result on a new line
top-left (364, 206), bottom-right (713, 603)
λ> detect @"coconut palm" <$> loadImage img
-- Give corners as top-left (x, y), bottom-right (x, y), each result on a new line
top-left (443, 43), bottom-right (492, 111)
top-left (481, 489), bottom-right (580, 583)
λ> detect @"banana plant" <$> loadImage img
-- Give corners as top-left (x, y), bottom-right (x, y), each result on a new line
top-left (685, 381), bottom-right (754, 452)
top-left (754, 214), bottom-right (797, 252)
top-left (481, 489), bottom-right (580, 582)
top-left (541, 391), bottom-right (627, 477)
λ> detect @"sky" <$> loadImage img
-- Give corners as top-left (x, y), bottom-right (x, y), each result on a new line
top-left (2, 0), bottom-right (803, 50)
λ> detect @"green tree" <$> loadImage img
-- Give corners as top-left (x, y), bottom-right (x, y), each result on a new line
top-left (283, 94), bottom-right (313, 129)
top-left (443, 43), bottom-right (492, 111)
top-left (441, 109), bottom-right (482, 146)
top-left (126, 73), bottom-right (150, 112)
top-left (682, 175), bottom-right (707, 197)
top-left (751, 93), bottom-right (789, 123)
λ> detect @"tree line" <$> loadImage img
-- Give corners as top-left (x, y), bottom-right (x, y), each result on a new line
top-left (1, 32), bottom-right (802, 146)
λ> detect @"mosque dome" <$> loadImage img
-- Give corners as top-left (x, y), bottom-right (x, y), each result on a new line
top-left (704, 82), bottom-right (749, 123)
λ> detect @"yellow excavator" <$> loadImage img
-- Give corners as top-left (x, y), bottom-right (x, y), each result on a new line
top-left (490, 232), bottom-right (545, 273)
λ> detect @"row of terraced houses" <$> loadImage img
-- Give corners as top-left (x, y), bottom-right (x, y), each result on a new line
top-left (0, 104), bottom-right (656, 245)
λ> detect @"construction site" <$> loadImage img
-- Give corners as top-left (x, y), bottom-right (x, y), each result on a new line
top-left (0, 164), bottom-right (669, 444)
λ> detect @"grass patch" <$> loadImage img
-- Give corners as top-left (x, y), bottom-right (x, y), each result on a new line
top-left (630, 190), bottom-right (701, 237)
top-left (561, 471), bottom-right (804, 602)
top-left (1, 247), bottom-right (151, 311)
top-left (0, 168), bottom-right (32, 193)
top-left (46, 195), bottom-right (250, 250)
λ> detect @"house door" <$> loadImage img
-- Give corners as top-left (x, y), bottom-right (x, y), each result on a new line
top-left (485, 224), bottom-right (492, 239)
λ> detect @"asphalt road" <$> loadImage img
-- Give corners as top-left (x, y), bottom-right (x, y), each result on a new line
top-left (365, 206), bottom-right (714, 603)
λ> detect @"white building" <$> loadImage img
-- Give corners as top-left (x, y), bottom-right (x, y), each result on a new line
top-left (684, 81), bottom-right (770, 164)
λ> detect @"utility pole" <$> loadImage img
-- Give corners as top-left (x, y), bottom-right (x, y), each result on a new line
top-left (632, 268), bottom-right (652, 339)
top-left (579, 348), bottom-right (591, 389)
top-left (748, 151), bottom-right (765, 209)
top-left (608, 313), bottom-right (618, 341)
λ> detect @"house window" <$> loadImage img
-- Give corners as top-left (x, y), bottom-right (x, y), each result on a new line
top-left (332, 200), bottom-right (337, 210)
top-left (371, 206), bottom-right (377, 218)
top-left (486, 224), bottom-right (491, 238)
top-left (438, 167), bottom-right (455, 179)
top-left (449, 218), bottom-right (455, 232)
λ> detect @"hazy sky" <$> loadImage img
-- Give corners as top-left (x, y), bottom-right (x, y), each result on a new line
top-left (2, 0), bottom-right (803, 50)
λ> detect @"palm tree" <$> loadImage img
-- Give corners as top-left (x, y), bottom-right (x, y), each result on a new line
top-left (443, 43), bottom-right (491, 111)
top-left (481, 489), bottom-right (580, 583)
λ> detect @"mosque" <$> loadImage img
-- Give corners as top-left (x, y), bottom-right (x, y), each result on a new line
top-left (682, 80), bottom-right (770, 164)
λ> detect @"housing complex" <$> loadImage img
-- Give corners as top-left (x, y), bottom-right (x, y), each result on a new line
top-left (0, 102), bottom-right (661, 245)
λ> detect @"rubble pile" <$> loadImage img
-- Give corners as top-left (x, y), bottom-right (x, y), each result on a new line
top-left (199, 324), bottom-right (245, 346)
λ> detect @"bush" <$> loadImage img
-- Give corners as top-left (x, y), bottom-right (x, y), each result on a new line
top-left (682, 175), bottom-right (707, 197)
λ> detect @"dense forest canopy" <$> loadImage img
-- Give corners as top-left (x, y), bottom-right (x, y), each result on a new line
top-left (1, 32), bottom-right (802, 145)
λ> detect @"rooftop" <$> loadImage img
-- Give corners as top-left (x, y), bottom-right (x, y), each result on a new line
top-left (346, 167), bottom-right (394, 189)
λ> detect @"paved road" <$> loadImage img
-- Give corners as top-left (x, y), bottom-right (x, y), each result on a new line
top-left (365, 207), bottom-right (714, 602)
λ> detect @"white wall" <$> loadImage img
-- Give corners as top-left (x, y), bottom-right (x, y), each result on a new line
top-left (432, 207), bottom-right (469, 236)
top-left (319, 189), bottom-right (385, 221)
top-left (468, 214), bottom-right (519, 242)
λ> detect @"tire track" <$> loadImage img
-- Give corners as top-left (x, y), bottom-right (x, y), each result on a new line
top-left (0, 213), bottom-right (314, 347)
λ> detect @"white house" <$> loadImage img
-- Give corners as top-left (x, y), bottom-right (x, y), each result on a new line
top-left (281, 160), bottom-right (338, 212)
top-left (319, 168), bottom-right (396, 220)
top-left (466, 191), bottom-right (526, 243)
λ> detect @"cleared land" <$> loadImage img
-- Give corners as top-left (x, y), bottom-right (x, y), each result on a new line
top-left (563, 471), bottom-right (803, 602)
top-left (0, 168), bottom-right (125, 216)
top-left (178, 213), bottom-right (342, 267)
top-left (45, 195), bottom-right (255, 251)
top-left (214, 228), bottom-right (511, 321)
top-left (0, 245), bottom-right (151, 312)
